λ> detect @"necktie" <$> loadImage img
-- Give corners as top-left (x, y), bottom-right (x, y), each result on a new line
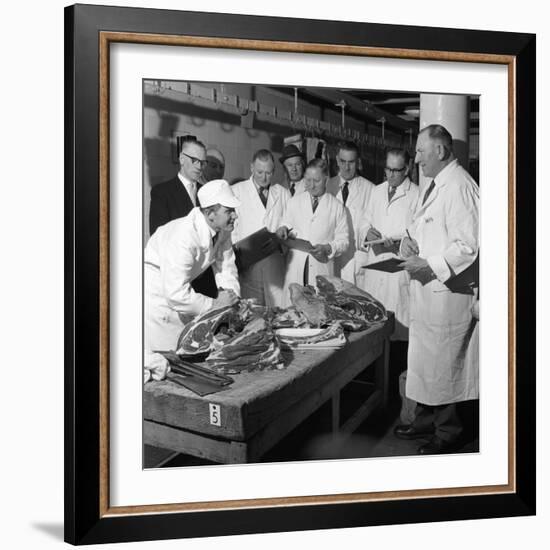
top-left (422, 180), bottom-right (436, 206)
top-left (258, 186), bottom-right (268, 207)
top-left (341, 181), bottom-right (349, 205)
top-left (212, 232), bottom-right (219, 247)
top-left (189, 181), bottom-right (197, 206)
top-left (388, 186), bottom-right (397, 202)
top-left (312, 196), bottom-right (319, 213)
top-left (290, 183), bottom-right (295, 197)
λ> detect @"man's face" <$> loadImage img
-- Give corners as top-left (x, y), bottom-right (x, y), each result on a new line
top-left (415, 132), bottom-right (440, 179)
top-left (202, 152), bottom-right (225, 182)
top-left (336, 149), bottom-right (358, 181)
top-left (251, 158), bottom-right (274, 188)
top-left (283, 156), bottom-right (304, 183)
top-left (385, 153), bottom-right (409, 188)
top-left (179, 142), bottom-right (206, 182)
top-left (304, 167), bottom-right (327, 198)
top-left (210, 206), bottom-right (237, 233)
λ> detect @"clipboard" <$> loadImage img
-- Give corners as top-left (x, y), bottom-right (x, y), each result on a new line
top-left (362, 257), bottom-right (405, 273)
top-left (233, 227), bottom-right (280, 271)
top-left (276, 235), bottom-right (315, 254)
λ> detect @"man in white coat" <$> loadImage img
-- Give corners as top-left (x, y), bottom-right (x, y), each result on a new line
top-left (276, 158), bottom-right (350, 304)
top-left (395, 124), bottom-right (479, 455)
top-left (231, 149), bottom-right (291, 307)
top-left (359, 148), bottom-right (419, 340)
top-left (144, 179), bottom-right (241, 353)
top-left (326, 141), bottom-right (374, 285)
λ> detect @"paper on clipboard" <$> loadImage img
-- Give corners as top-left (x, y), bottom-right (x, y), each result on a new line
top-left (362, 257), bottom-right (405, 273)
top-left (275, 235), bottom-right (315, 253)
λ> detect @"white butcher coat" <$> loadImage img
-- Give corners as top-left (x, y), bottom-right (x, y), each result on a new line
top-left (358, 178), bottom-right (419, 340)
top-left (326, 174), bottom-right (374, 284)
top-left (231, 179), bottom-right (290, 307)
top-left (288, 178), bottom-right (306, 196)
top-left (404, 160), bottom-right (479, 405)
top-left (281, 191), bottom-right (350, 306)
top-left (144, 207), bottom-right (240, 352)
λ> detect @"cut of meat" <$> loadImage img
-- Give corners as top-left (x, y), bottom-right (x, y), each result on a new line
top-left (206, 317), bottom-right (284, 374)
top-left (288, 284), bottom-right (329, 327)
top-left (271, 306), bottom-right (309, 329)
top-left (316, 275), bottom-right (387, 325)
top-left (288, 277), bottom-right (387, 331)
top-left (175, 304), bottom-right (240, 356)
top-left (175, 299), bottom-right (268, 356)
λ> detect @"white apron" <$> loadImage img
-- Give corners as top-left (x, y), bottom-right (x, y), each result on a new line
top-left (358, 178), bottom-right (419, 340)
top-left (231, 179), bottom-right (290, 307)
top-left (281, 191), bottom-right (350, 306)
top-left (405, 161), bottom-right (479, 405)
top-left (326, 174), bottom-right (374, 284)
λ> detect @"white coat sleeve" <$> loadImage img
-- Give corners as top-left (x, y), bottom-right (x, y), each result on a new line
top-left (213, 235), bottom-right (241, 296)
top-left (230, 185), bottom-right (242, 245)
top-left (279, 197), bottom-right (297, 233)
top-left (327, 201), bottom-right (350, 260)
top-left (427, 179), bottom-right (479, 282)
top-left (159, 238), bottom-right (214, 316)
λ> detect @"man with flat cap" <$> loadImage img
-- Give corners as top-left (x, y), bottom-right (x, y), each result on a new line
top-left (279, 144), bottom-right (306, 197)
top-left (144, 179), bottom-right (241, 353)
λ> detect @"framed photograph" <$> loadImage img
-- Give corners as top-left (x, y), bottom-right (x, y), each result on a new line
top-left (65, 4), bottom-right (535, 545)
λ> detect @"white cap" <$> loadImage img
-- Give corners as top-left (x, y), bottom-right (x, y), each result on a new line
top-left (197, 179), bottom-right (240, 208)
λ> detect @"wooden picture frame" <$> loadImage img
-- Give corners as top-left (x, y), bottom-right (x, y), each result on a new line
top-left (65, 4), bottom-right (535, 545)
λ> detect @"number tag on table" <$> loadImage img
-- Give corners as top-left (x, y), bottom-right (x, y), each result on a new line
top-left (209, 403), bottom-right (221, 426)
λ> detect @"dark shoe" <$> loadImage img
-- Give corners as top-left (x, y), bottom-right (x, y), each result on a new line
top-left (394, 424), bottom-right (434, 440)
top-left (418, 436), bottom-right (456, 455)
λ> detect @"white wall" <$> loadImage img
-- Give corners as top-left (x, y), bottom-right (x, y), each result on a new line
top-left (1, 1), bottom-right (547, 550)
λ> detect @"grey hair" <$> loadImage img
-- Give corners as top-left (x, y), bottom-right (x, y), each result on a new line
top-left (252, 149), bottom-right (275, 164)
top-left (420, 124), bottom-right (454, 155)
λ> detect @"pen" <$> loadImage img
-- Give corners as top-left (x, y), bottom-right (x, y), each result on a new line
top-left (406, 229), bottom-right (412, 240)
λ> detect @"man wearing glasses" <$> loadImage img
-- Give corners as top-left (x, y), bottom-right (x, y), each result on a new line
top-left (359, 148), bottom-right (419, 340)
top-left (326, 141), bottom-right (374, 285)
top-left (149, 135), bottom-right (217, 298)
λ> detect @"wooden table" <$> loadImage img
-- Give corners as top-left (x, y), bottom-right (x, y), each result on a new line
top-left (144, 315), bottom-right (393, 464)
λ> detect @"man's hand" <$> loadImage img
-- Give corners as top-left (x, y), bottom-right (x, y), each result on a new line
top-left (212, 289), bottom-right (239, 309)
top-left (366, 227), bottom-right (382, 242)
top-left (311, 244), bottom-right (331, 263)
top-left (399, 255), bottom-right (436, 284)
top-left (401, 236), bottom-right (420, 258)
top-left (276, 226), bottom-right (289, 240)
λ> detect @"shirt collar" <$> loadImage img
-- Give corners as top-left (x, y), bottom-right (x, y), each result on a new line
top-left (387, 177), bottom-right (412, 193)
top-left (433, 159), bottom-right (458, 186)
top-left (339, 175), bottom-right (355, 187)
top-left (178, 172), bottom-right (195, 187)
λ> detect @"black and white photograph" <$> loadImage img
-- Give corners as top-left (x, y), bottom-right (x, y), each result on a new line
top-left (142, 79), bottom-right (480, 468)
top-left (59, 2), bottom-right (538, 545)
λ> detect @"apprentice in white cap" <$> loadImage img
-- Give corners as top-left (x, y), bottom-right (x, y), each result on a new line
top-left (144, 179), bottom-right (241, 352)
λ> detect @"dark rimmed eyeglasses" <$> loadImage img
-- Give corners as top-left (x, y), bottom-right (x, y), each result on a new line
top-left (384, 166), bottom-right (407, 174)
top-left (181, 151), bottom-right (208, 168)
